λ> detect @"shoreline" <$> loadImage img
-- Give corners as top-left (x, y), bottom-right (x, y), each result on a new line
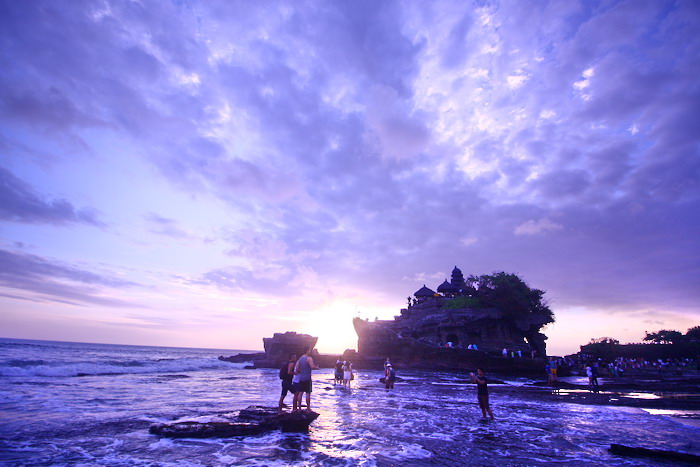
top-left (504, 372), bottom-right (700, 413)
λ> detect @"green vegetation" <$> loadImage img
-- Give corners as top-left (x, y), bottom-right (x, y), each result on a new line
top-left (442, 296), bottom-right (483, 309)
top-left (581, 327), bottom-right (700, 359)
top-left (441, 271), bottom-right (554, 325)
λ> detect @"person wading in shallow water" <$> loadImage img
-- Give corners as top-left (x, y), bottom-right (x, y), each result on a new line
top-left (278, 353), bottom-right (296, 411)
top-left (384, 364), bottom-right (395, 389)
top-left (292, 346), bottom-right (319, 412)
top-left (470, 367), bottom-right (495, 420)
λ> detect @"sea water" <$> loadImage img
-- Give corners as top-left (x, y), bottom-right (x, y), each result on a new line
top-left (1, 338), bottom-right (699, 466)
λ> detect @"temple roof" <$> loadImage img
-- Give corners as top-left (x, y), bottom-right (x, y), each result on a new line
top-left (437, 279), bottom-right (458, 293)
top-left (414, 285), bottom-right (436, 297)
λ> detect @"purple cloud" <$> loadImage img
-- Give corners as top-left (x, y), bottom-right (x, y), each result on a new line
top-left (0, 249), bottom-right (140, 307)
top-left (0, 168), bottom-right (103, 226)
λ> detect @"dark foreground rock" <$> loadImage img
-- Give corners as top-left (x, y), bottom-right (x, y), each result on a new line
top-left (149, 406), bottom-right (319, 438)
top-left (610, 443), bottom-right (700, 464)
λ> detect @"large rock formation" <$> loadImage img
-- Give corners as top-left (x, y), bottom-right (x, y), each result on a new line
top-left (352, 268), bottom-right (553, 373)
top-left (219, 331), bottom-right (338, 368)
top-left (263, 332), bottom-right (318, 363)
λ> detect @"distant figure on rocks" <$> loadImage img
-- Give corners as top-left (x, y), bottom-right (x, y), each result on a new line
top-left (292, 347), bottom-right (319, 412)
top-left (385, 364), bottom-right (395, 389)
top-left (549, 358), bottom-right (558, 382)
top-left (470, 368), bottom-right (495, 420)
top-left (586, 362), bottom-right (600, 391)
top-left (546, 362), bottom-right (555, 386)
top-left (278, 353), bottom-right (297, 411)
top-left (591, 363), bottom-right (599, 389)
top-left (502, 348), bottom-right (508, 357)
top-left (334, 360), bottom-right (343, 384)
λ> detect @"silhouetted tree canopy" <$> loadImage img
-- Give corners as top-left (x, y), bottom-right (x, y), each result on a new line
top-left (581, 337), bottom-right (621, 358)
top-left (643, 329), bottom-right (684, 344)
top-left (473, 272), bottom-right (554, 324)
top-left (686, 326), bottom-right (700, 342)
top-left (589, 337), bottom-right (620, 345)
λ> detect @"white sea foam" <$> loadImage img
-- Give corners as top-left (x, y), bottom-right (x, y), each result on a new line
top-left (383, 442), bottom-right (432, 460)
top-left (0, 357), bottom-right (251, 377)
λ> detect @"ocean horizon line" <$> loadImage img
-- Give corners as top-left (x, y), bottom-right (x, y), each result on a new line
top-left (0, 336), bottom-right (261, 354)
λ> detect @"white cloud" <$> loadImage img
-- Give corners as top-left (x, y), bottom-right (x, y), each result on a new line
top-left (514, 218), bottom-right (563, 236)
top-left (460, 236), bottom-right (478, 246)
top-left (507, 73), bottom-right (529, 89)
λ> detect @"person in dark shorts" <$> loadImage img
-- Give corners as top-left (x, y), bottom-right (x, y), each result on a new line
top-left (470, 367), bottom-right (495, 419)
top-left (334, 359), bottom-right (343, 384)
top-left (292, 346), bottom-right (319, 412)
top-left (278, 353), bottom-right (297, 411)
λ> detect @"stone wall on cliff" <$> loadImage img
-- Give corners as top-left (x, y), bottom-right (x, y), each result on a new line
top-left (354, 296), bottom-right (547, 358)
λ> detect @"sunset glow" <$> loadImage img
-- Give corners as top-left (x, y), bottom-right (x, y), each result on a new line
top-left (0, 0), bottom-right (698, 355)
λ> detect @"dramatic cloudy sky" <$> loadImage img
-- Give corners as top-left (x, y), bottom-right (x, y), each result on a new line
top-left (1, 0), bottom-right (698, 355)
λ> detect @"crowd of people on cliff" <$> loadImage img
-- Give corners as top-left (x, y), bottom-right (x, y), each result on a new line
top-left (566, 354), bottom-right (696, 374)
top-left (541, 354), bottom-right (697, 390)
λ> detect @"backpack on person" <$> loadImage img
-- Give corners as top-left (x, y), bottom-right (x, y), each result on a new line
top-left (279, 363), bottom-right (289, 379)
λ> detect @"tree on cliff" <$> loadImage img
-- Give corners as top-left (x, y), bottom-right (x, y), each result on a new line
top-left (581, 337), bottom-right (621, 359)
top-left (473, 272), bottom-right (554, 325)
top-left (472, 272), bottom-right (554, 355)
top-left (643, 329), bottom-right (684, 344)
top-left (685, 326), bottom-right (700, 342)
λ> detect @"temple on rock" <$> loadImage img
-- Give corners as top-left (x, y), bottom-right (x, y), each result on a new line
top-left (353, 266), bottom-right (551, 362)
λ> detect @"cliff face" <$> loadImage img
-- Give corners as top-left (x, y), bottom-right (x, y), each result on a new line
top-left (220, 332), bottom-right (322, 369)
top-left (262, 332), bottom-right (318, 363)
top-left (353, 296), bottom-right (548, 360)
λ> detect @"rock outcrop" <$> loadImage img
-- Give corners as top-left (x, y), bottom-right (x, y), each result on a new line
top-left (149, 406), bottom-right (320, 438)
top-left (351, 268), bottom-right (554, 374)
top-left (219, 332), bottom-right (325, 369)
top-left (354, 296), bottom-right (546, 357)
top-left (263, 332), bottom-right (318, 363)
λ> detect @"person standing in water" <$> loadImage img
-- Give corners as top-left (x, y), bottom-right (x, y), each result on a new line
top-left (385, 364), bottom-right (395, 389)
top-left (334, 359), bottom-right (343, 384)
top-left (470, 367), bottom-right (495, 420)
top-left (342, 361), bottom-right (353, 388)
top-left (292, 346), bottom-right (319, 412)
top-left (278, 353), bottom-right (296, 411)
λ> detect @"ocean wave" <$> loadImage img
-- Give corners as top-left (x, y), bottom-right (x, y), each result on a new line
top-left (0, 357), bottom-right (252, 377)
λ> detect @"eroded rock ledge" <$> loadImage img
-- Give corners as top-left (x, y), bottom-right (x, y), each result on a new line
top-left (149, 406), bottom-right (320, 438)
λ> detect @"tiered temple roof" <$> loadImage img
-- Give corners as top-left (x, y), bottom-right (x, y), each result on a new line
top-left (450, 266), bottom-right (466, 292)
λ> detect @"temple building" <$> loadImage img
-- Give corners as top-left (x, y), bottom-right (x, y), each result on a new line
top-left (354, 266), bottom-right (549, 360)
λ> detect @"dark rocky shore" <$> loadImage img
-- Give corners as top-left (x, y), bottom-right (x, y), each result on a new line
top-left (522, 372), bottom-right (700, 411)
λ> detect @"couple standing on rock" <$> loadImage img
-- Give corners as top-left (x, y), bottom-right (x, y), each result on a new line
top-left (278, 346), bottom-right (319, 412)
